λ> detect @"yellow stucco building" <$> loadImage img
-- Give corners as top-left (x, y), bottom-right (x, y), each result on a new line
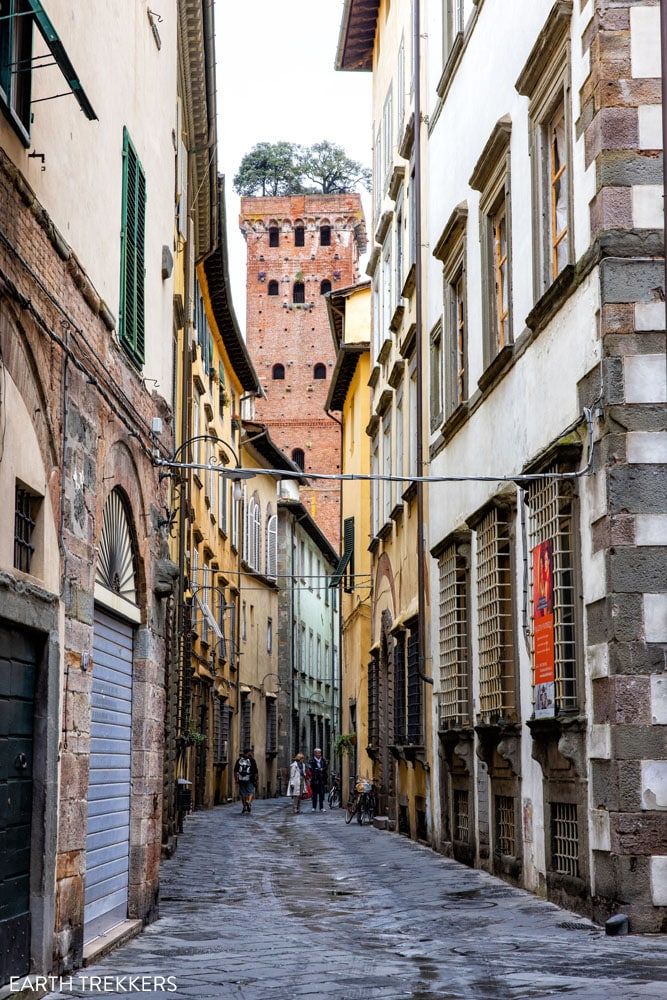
top-left (326, 283), bottom-right (372, 800)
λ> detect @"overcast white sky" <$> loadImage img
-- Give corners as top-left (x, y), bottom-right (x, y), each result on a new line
top-left (215, 0), bottom-right (372, 321)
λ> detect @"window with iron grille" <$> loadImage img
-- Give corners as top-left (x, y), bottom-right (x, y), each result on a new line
top-left (527, 471), bottom-right (578, 713)
top-left (551, 802), bottom-right (579, 878)
top-left (476, 506), bottom-right (516, 720)
top-left (454, 789), bottom-right (469, 843)
top-left (368, 656), bottom-right (379, 750)
top-left (438, 543), bottom-right (470, 729)
top-left (213, 698), bottom-right (229, 765)
top-left (240, 695), bottom-right (251, 752)
top-left (266, 699), bottom-right (277, 754)
top-left (393, 632), bottom-right (406, 744)
top-left (406, 622), bottom-right (422, 745)
top-left (495, 795), bottom-right (516, 857)
top-left (14, 484), bottom-right (39, 574)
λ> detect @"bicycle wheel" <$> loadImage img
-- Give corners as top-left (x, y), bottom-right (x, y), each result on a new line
top-left (328, 787), bottom-right (339, 809)
top-left (345, 798), bottom-right (358, 824)
top-left (357, 795), bottom-right (364, 824)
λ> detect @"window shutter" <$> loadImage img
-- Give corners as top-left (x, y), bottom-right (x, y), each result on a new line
top-left (120, 127), bottom-right (146, 367)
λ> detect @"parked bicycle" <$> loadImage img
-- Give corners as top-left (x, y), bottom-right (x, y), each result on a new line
top-left (328, 773), bottom-right (341, 809)
top-left (345, 777), bottom-right (377, 826)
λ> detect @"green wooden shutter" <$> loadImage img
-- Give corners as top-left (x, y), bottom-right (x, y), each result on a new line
top-left (119, 127), bottom-right (146, 367)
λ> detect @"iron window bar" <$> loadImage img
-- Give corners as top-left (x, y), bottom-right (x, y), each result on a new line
top-left (454, 789), bottom-right (469, 843)
top-left (551, 802), bottom-right (579, 878)
top-left (14, 485), bottom-right (36, 573)
top-left (527, 467), bottom-right (578, 713)
top-left (476, 507), bottom-right (516, 720)
top-left (438, 544), bottom-right (470, 729)
top-left (495, 795), bottom-right (516, 857)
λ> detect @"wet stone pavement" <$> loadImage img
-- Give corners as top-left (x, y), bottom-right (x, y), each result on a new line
top-left (49, 799), bottom-right (667, 1000)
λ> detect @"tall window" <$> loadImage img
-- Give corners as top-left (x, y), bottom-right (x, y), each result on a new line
top-left (476, 505), bottom-right (516, 721)
top-left (371, 433), bottom-right (380, 536)
top-left (438, 540), bottom-right (470, 729)
top-left (397, 36), bottom-right (405, 134)
top-left (382, 411), bottom-right (392, 524)
top-left (0, 0), bottom-right (33, 139)
top-left (119, 128), bottom-right (147, 367)
top-left (266, 699), bottom-right (277, 753)
top-left (436, 208), bottom-right (468, 419)
top-left (393, 632), bottom-right (406, 745)
top-left (313, 363), bottom-right (327, 380)
top-left (292, 448), bottom-right (305, 471)
top-left (443, 0), bottom-right (465, 61)
top-left (430, 321), bottom-right (443, 431)
top-left (267, 618), bottom-right (273, 654)
top-left (14, 484), bottom-right (39, 574)
top-left (266, 507), bottom-right (277, 579)
top-left (269, 225), bottom-right (280, 247)
top-left (395, 388), bottom-right (404, 508)
top-left (320, 225), bottom-right (331, 246)
top-left (492, 201), bottom-right (510, 350)
top-left (368, 655), bottom-right (379, 750)
top-left (382, 85), bottom-right (393, 183)
top-left (395, 188), bottom-right (404, 295)
top-left (192, 394), bottom-right (201, 471)
top-left (408, 358), bottom-right (418, 479)
top-left (272, 363), bottom-right (285, 380)
top-left (293, 281), bottom-right (305, 304)
top-left (373, 128), bottom-right (381, 222)
top-left (527, 470), bottom-right (578, 713)
top-left (268, 280), bottom-right (279, 296)
top-left (547, 98), bottom-right (569, 282)
top-left (240, 695), bottom-right (251, 751)
top-left (406, 622), bottom-right (422, 745)
top-left (294, 225), bottom-right (305, 247)
top-left (382, 234), bottom-right (392, 336)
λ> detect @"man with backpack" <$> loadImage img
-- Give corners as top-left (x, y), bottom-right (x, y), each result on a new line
top-left (234, 748), bottom-right (258, 814)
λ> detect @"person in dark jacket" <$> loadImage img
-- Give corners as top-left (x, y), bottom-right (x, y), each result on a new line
top-left (234, 749), bottom-right (259, 814)
top-left (308, 748), bottom-right (328, 811)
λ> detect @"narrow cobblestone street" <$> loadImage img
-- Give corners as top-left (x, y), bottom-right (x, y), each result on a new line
top-left (48, 801), bottom-right (667, 1000)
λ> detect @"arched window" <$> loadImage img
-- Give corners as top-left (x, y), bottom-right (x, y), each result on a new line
top-left (293, 282), bottom-right (305, 304)
top-left (272, 363), bottom-right (285, 380)
top-left (320, 225), bottom-right (331, 246)
top-left (266, 506), bottom-right (277, 579)
top-left (313, 363), bottom-right (327, 380)
top-left (96, 489), bottom-right (137, 603)
top-left (292, 448), bottom-right (305, 472)
top-left (269, 226), bottom-right (280, 247)
top-left (320, 279), bottom-right (332, 295)
top-left (268, 280), bottom-right (279, 296)
top-left (294, 226), bottom-right (305, 247)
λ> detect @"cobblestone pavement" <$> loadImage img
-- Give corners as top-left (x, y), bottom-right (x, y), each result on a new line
top-left (50, 799), bottom-right (667, 1000)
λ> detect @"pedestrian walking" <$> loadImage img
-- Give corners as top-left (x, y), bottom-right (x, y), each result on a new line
top-left (287, 753), bottom-right (306, 813)
top-left (234, 748), bottom-right (258, 814)
top-left (308, 747), bottom-right (328, 812)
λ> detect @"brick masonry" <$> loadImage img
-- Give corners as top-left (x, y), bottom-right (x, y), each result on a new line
top-left (579, 0), bottom-right (667, 931)
top-left (240, 194), bottom-right (367, 548)
top-left (0, 146), bottom-right (175, 970)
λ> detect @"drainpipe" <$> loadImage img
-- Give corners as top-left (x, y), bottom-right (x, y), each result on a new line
top-left (661, 0), bottom-right (667, 329)
top-left (413, 0), bottom-right (433, 688)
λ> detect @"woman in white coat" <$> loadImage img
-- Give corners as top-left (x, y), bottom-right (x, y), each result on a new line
top-left (288, 753), bottom-right (305, 813)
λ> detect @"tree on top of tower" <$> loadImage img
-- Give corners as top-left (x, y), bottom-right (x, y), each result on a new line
top-left (298, 141), bottom-right (371, 195)
top-left (233, 142), bottom-right (302, 197)
top-left (234, 140), bottom-right (370, 197)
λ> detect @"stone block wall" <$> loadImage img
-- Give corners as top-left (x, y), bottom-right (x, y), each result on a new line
top-left (580, 0), bottom-right (667, 931)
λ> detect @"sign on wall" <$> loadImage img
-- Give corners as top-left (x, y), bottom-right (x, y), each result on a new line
top-left (533, 539), bottom-right (555, 718)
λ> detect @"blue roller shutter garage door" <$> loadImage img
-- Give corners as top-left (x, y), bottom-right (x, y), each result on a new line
top-left (84, 609), bottom-right (133, 942)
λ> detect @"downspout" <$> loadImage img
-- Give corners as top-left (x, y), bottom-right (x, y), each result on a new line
top-left (413, 0), bottom-right (433, 688)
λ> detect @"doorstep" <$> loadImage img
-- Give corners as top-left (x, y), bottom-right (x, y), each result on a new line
top-left (83, 919), bottom-right (142, 966)
top-left (373, 815), bottom-right (395, 831)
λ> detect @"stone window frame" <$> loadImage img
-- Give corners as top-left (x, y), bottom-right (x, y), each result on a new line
top-left (382, 82), bottom-right (394, 190)
top-left (434, 202), bottom-right (469, 424)
top-left (516, 1), bottom-right (575, 303)
top-left (429, 319), bottom-right (444, 432)
top-left (469, 116), bottom-right (514, 372)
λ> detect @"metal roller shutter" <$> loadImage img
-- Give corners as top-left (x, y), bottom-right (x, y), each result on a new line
top-left (84, 608), bottom-right (133, 943)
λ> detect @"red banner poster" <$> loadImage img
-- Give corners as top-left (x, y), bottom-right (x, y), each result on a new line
top-left (533, 539), bottom-right (555, 718)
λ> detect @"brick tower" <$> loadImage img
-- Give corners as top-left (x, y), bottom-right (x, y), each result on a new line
top-left (240, 193), bottom-right (367, 546)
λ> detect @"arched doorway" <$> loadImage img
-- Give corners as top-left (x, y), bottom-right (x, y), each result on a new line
top-left (84, 489), bottom-right (140, 944)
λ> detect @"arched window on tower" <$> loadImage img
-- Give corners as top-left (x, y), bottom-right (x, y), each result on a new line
top-left (320, 225), bottom-right (331, 246)
top-left (293, 282), bottom-right (305, 304)
top-left (268, 280), bottom-right (279, 296)
top-left (320, 279), bottom-right (332, 295)
top-left (269, 226), bottom-right (280, 247)
top-left (294, 226), bottom-right (305, 247)
top-left (272, 363), bottom-right (285, 380)
top-left (313, 363), bottom-right (327, 380)
top-left (292, 448), bottom-right (305, 472)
